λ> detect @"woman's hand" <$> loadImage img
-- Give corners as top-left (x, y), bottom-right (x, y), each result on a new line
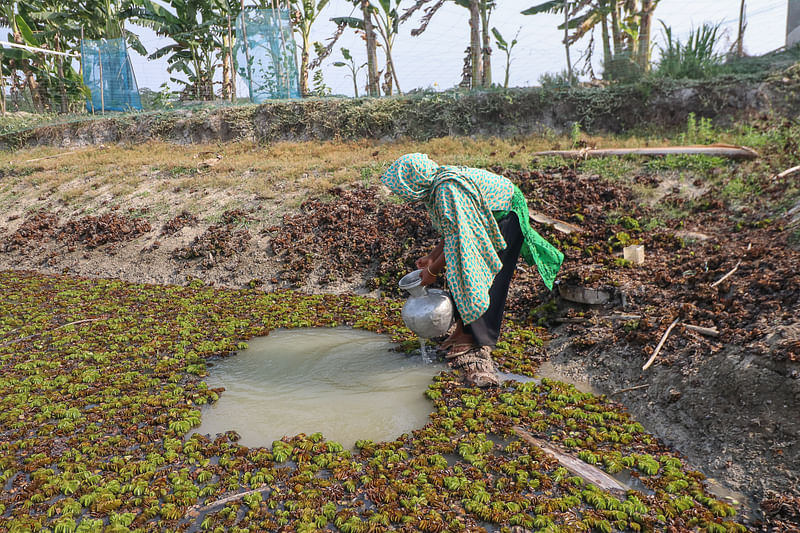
top-left (420, 266), bottom-right (437, 286)
top-left (417, 240), bottom-right (444, 271)
top-left (416, 255), bottom-right (433, 270)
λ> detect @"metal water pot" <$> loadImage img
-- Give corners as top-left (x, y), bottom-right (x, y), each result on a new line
top-left (398, 270), bottom-right (454, 339)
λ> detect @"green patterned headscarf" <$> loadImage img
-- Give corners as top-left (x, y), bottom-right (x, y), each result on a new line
top-left (382, 153), bottom-right (511, 324)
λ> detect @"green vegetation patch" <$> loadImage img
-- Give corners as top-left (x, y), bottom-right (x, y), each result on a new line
top-left (0, 271), bottom-right (745, 531)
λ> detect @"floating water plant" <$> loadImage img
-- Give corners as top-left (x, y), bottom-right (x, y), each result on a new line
top-left (0, 271), bottom-right (748, 531)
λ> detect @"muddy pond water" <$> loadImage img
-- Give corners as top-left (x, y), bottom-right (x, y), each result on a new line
top-left (192, 328), bottom-right (444, 449)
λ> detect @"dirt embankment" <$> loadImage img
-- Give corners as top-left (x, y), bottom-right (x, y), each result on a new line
top-left (3, 71), bottom-right (800, 150)
top-left (1, 161), bottom-right (799, 528)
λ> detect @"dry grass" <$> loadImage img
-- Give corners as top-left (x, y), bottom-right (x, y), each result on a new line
top-left (0, 133), bottom-right (660, 227)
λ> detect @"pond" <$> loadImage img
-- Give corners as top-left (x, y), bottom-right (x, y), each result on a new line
top-left (192, 328), bottom-right (444, 449)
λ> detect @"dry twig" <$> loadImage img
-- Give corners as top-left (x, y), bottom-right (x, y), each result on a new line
top-left (512, 427), bottom-right (627, 492)
top-left (710, 260), bottom-right (741, 288)
top-left (610, 384), bottom-right (649, 396)
top-left (682, 324), bottom-right (720, 337)
top-left (0, 318), bottom-right (104, 348)
top-left (23, 145), bottom-right (106, 163)
top-left (642, 317), bottom-right (680, 371)
top-left (776, 165), bottom-right (800, 179)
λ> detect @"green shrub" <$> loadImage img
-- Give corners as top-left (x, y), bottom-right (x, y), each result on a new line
top-left (655, 22), bottom-right (724, 79)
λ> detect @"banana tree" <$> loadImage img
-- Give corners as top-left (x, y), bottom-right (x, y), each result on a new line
top-left (332, 47), bottom-right (366, 96)
top-left (403, 0), bottom-right (493, 89)
top-left (288, 0), bottom-right (329, 96)
top-left (332, 0), bottom-right (403, 96)
top-left (492, 26), bottom-right (518, 88)
top-left (522, 0), bottom-right (660, 79)
top-left (125, 0), bottom-right (218, 100)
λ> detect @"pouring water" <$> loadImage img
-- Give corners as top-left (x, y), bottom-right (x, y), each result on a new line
top-left (398, 269), bottom-right (454, 364)
top-left (419, 338), bottom-right (431, 364)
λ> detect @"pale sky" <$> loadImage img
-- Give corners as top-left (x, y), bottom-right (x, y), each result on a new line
top-left (4, 0), bottom-right (790, 95)
top-left (126, 0), bottom-right (789, 95)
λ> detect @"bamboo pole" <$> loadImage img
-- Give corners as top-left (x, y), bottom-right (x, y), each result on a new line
top-left (0, 40), bottom-right (81, 58)
top-left (228, 13), bottom-right (236, 101)
top-left (240, 0), bottom-right (254, 102)
top-left (736, 0), bottom-right (746, 57)
top-left (532, 144), bottom-right (759, 161)
top-left (0, 56), bottom-right (6, 116)
top-left (564, 0), bottom-right (573, 85)
top-left (98, 45), bottom-right (105, 114)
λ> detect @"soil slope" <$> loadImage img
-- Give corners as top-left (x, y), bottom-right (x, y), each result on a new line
top-left (1, 160), bottom-right (799, 529)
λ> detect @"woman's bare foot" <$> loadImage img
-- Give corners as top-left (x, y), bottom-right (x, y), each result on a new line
top-left (440, 320), bottom-right (467, 351)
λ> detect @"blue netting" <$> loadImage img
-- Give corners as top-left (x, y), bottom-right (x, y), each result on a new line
top-left (235, 8), bottom-right (300, 102)
top-left (81, 38), bottom-right (142, 112)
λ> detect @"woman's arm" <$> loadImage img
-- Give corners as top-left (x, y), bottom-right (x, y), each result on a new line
top-left (418, 241), bottom-right (445, 286)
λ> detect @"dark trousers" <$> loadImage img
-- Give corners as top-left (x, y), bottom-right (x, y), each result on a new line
top-left (460, 211), bottom-right (524, 347)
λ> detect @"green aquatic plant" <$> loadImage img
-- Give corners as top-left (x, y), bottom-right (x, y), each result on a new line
top-left (0, 271), bottom-right (750, 532)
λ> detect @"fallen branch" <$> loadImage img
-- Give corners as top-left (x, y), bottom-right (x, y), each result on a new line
top-left (23, 145), bottom-right (105, 164)
top-left (531, 144), bottom-right (758, 161)
top-left (529, 210), bottom-right (583, 234)
top-left (189, 485), bottom-right (270, 514)
top-left (554, 314), bottom-right (641, 324)
top-left (681, 323), bottom-right (720, 337)
top-left (512, 427), bottom-right (627, 492)
top-left (710, 260), bottom-right (741, 288)
top-left (642, 317), bottom-right (680, 371)
top-left (0, 318), bottom-right (104, 348)
top-left (776, 165), bottom-right (800, 179)
top-left (610, 384), bottom-right (649, 396)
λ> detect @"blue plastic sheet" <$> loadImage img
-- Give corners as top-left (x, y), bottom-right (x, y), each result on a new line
top-left (81, 38), bottom-right (142, 112)
top-left (235, 8), bottom-right (300, 102)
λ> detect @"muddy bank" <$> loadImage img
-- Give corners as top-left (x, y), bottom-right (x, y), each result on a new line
top-left (1, 165), bottom-right (799, 529)
top-left (3, 71), bottom-right (800, 150)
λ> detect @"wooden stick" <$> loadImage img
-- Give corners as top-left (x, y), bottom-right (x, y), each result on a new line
top-left (681, 324), bottom-right (720, 337)
top-left (642, 317), bottom-right (679, 371)
top-left (24, 145), bottom-right (105, 163)
top-left (605, 314), bottom-right (642, 321)
top-left (0, 318), bottom-right (103, 348)
top-left (610, 384), bottom-right (649, 396)
top-left (189, 485), bottom-right (270, 513)
top-left (710, 260), bottom-right (741, 288)
top-left (554, 317), bottom-right (586, 324)
top-left (512, 427), bottom-right (627, 493)
top-left (776, 165), bottom-right (800, 179)
top-left (554, 314), bottom-right (641, 324)
top-left (531, 144), bottom-right (759, 161)
top-left (528, 210), bottom-right (584, 234)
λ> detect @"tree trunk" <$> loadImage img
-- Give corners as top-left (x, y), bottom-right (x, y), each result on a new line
top-left (228, 14), bottom-right (236, 101)
top-left (469, 0), bottom-right (482, 88)
top-left (480, 0), bottom-right (491, 87)
top-left (362, 0), bottom-right (380, 97)
top-left (11, 24), bottom-right (43, 112)
top-left (503, 53), bottom-right (510, 88)
top-left (383, 43), bottom-right (402, 95)
top-left (600, 0), bottom-right (612, 68)
top-left (0, 57), bottom-right (6, 116)
top-left (736, 0), bottom-right (746, 57)
top-left (222, 30), bottom-right (232, 100)
top-left (564, 0), bottom-right (573, 85)
top-left (610, 0), bottom-right (622, 55)
top-left (56, 35), bottom-right (68, 113)
top-left (637, 0), bottom-right (653, 71)
top-left (300, 36), bottom-right (310, 96)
